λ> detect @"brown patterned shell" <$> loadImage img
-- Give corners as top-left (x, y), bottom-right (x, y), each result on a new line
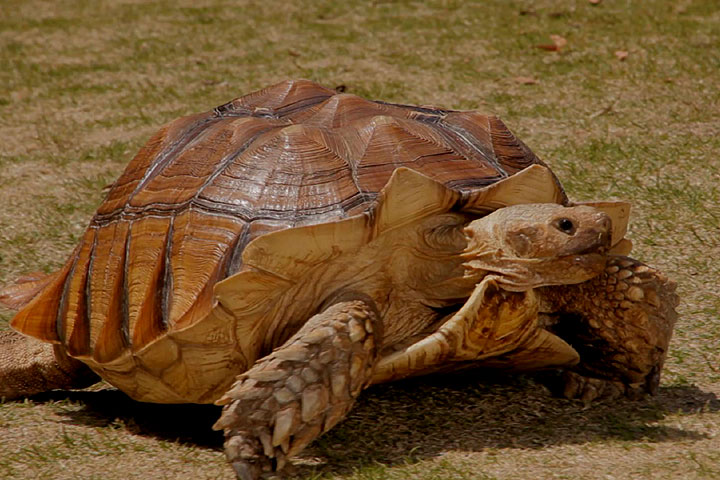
top-left (10, 79), bottom-right (566, 367)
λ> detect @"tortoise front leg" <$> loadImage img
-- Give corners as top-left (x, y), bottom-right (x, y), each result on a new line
top-left (214, 297), bottom-right (380, 480)
top-left (372, 277), bottom-right (580, 384)
top-left (538, 256), bottom-right (678, 402)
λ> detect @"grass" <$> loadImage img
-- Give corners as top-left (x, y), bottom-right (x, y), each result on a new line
top-left (1, 0), bottom-right (719, 478)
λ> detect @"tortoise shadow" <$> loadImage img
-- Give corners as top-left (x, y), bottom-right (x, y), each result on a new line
top-left (38, 372), bottom-right (719, 477)
top-left (37, 387), bottom-right (226, 448)
top-left (295, 373), bottom-right (718, 476)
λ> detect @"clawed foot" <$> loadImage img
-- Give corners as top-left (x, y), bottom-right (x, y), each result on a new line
top-left (214, 299), bottom-right (379, 480)
top-left (559, 370), bottom-right (659, 403)
top-left (538, 256), bottom-right (677, 401)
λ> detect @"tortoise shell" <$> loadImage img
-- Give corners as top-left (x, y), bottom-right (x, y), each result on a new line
top-left (10, 79), bottom-right (568, 402)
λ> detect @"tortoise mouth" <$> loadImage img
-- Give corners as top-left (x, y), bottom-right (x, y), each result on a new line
top-left (583, 242), bottom-right (608, 255)
top-left (541, 237), bottom-right (609, 282)
top-left (556, 250), bottom-right (607, 267)
top-left (539, 251), bottom-right (608, 285)
top-left (507, 250), bottom-right (609, 292)
top-left (549, 235), bottom-right (609, 259)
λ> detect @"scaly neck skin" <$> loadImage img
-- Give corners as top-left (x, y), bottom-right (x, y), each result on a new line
top-left (534, 285), bottom-right (571, 313)
top-left (336, 212), bottom-right (481, 351)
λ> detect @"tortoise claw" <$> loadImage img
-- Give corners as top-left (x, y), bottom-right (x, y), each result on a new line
top-left (538, 256), bottom-right (678, 397)
top-left (217, 299), bottom-right (379, 479)
top-left (644, 364), bottom-right (661, 396)
top-left (231, 459), bottom-right (263, 480)
top-left (560, 370), bottom-right (649, 404)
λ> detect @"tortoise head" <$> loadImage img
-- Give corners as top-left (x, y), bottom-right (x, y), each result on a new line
top-left (462, 203), bottom-right (612, 291)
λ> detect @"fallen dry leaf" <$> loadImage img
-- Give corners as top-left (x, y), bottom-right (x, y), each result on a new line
top-left (551, 35), bottom-right (568, 49)
top-left (514, 76), bottom-right (538, 85)
top-left (536, 34), bottom-right (567, 52)
top-left (615, 50), bottom-right (629, 61)
top-left (589, 100), bottom-right (616, 119)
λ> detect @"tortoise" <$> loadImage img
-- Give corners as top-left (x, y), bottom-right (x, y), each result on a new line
top-left (0, 79), bottom-right (677, 479)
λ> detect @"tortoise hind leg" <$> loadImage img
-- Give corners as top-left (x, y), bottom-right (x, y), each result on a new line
top-left (0, 330), bottom-right (100, 400)
top-left (214, 298), bottom-right (380, 480)
top-left (538, 256), bottom-right (678, 402)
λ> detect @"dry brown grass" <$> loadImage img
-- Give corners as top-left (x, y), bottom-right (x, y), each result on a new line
top-left (1, 0), bottom-right (719, 478)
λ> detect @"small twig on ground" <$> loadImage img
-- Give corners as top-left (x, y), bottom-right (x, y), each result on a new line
top-left (589, 100), bottom-right (617, 119)
top-left (701, 352), bottom-right (719, 373)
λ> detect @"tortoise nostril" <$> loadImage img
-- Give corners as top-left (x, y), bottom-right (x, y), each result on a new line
top-left (598, 232), bottom-right (607, 247)
top-left (595, 213), bottom-right (612, 231)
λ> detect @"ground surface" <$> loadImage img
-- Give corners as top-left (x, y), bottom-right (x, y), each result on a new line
top-left (0, 0), bottom-right (719, 479)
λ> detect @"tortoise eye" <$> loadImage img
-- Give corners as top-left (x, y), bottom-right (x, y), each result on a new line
top-left (557, 218), bottom-right (576, 234)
